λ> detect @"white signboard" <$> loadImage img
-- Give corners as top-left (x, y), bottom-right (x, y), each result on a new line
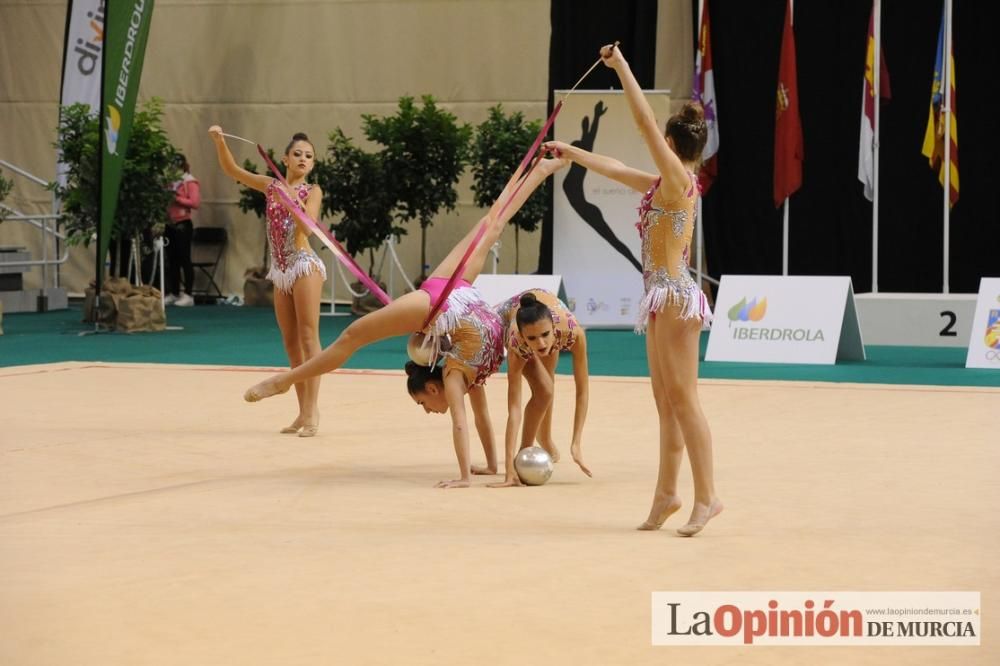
top-left (964, 277), bottom-right (1000, 370)
top-left (855, 292), bottom-right (976, 347)
top-left (706, 275), bottom-right (865, 364)
top-left (473, 274), bottom-right (565, 308)
top-left (552, 90), bottom-right (671, 328)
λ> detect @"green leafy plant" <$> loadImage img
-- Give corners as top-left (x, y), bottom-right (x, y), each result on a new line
top-left (363, 95), bottom-right (472, 280)
top-left (470, 105), bottom-right (550, 273)
top-left (0, 170), bottom-right (12, 222)
top-left (50, 99), bottom-right (178, 257)
top-left (314, 128), bottom-right (402, 278)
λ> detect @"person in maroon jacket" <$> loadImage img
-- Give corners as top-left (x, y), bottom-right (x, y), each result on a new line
top-left (165, 153), bottom-right (200, 307)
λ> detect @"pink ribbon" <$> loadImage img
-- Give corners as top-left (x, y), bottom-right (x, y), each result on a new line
top-left (420, 101), bottom-right (564, 331)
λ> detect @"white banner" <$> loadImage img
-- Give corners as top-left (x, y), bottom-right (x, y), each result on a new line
top-left (706, 275), bottom-right (865, 364)
top-left (61, 0), bottom-right (104, 112)
top-left (652, 591), bottom-right (980, 646)
top-left (964, 277), bottom-right (1000, 369)
top-left (552, 90), bottom-right (671, 328)
top-left (58, 0), bottom-right (105, 186)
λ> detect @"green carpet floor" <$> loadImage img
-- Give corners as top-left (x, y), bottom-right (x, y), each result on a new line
top-left (1, 304), bottom-right (997, 387)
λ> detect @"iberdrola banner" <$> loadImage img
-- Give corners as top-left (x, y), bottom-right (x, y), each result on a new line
top-left (98, 0), bottom-right (154, 291)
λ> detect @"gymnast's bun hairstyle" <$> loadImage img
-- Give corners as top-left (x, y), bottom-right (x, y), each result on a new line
top-left (664, 102), bottom-right (708, 164)
top-left (515, 291), bottom-right (553, 331)
top-left (405, 360), bottom-right (444, 395)
top-left (285, 132), bottom-right (314, 154)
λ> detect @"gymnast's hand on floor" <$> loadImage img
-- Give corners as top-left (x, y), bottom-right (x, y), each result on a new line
top-left (571, 440), bottom-right (592, 477)
top-left (486, 475), bottom-right (523, 488)
top-left (435, 479), bottom-right (471, 489)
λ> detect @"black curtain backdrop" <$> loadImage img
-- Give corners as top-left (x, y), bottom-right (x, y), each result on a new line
top-left (540, 0), bottom-right (658, 274)
top-left (545, 0), bottom-right (998, 293)
top-left (702, 0), bottom-right (999, 293)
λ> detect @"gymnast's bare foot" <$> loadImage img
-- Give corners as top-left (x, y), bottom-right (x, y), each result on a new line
top-left (244, 375), bottom-right (290, 402)
top-left (637, 493), bottom-right (682, 531)
top-left (298, 411), bottom-right (319, 438)
top-left (280, 415), bottom-right (304, 434)
top-left (677, 499), bottom-right (724, 537)
top-left (471, 464), bottom-right (497, 475)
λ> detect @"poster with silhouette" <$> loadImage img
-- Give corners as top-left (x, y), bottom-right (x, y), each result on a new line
top-left (553, 91), bottom-right (671, 327)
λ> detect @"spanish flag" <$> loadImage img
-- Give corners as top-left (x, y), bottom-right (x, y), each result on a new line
top-left (921, 6), bottom-right (958, 207)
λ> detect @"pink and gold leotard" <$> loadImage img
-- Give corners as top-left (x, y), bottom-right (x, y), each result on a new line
top-left (635, 175), bottom-right (712, 333)
top-left (419, 277), bottom-right (505, 387)
top-left (264, 180), bottom-right (327, 294)
top-left (496, 289), bottom-right (580, 360)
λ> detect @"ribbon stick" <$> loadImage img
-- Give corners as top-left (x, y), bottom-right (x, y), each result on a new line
top-left (255, 146), bottom-right (392, 305)
top-left (419, 47), bottom-right (613, 331)
top-left (219, 132), bottom-right (257, 146)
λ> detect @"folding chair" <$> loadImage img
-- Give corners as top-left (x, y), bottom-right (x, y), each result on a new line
top-left (191, 226), bottom-right (227, 302)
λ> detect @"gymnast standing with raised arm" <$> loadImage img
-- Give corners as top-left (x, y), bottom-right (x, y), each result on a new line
top-left (209, 127), bottom-right (326, 438)
top-left (543, 44), bottom-right (721, 536)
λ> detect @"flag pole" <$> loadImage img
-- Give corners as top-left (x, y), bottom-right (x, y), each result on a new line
top-left (872, 0), bottom-right (882, 293)
top-left (695, 0), bottom-right (705, 288)
top-left (942, 0), bottom-right (953, 294)
top-left (781, 0), bottom-right (794, 277)
top-left (782, 199), bottom-right (789, 275)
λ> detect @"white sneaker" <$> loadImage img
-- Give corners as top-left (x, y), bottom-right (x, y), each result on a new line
top-left (163, 294), bottom-right (178, 306)
top-left (175, 293), bottom-right (195, 307)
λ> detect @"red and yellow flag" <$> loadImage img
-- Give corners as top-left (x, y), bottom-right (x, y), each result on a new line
top-left (921, 6), bottom-right (958, 207)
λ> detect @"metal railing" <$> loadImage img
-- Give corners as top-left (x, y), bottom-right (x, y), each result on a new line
top-left (0, 159), bottom-right (66, 292)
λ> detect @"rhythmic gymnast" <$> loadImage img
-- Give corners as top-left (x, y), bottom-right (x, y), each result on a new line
top-left (242, 153), bottom-right (568, 488)
top-left (489, 290), bottom-right (591, 487)
top-left (543, 44), bottom-right (722, 535)
top-left (209, 126), bottom-right (326, 438)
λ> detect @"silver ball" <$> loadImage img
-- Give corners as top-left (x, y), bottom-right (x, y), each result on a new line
top-left (514, 446), bottom-right (554, 486)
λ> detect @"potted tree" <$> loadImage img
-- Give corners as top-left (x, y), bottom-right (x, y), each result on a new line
top-left (51, 99), bottom-right (178, 329)
top-left (470, 105), bottom-right (550, 273)
top-left (362, 95), bottom-right (471, 284)
top-left (52, 100), bottom-right (177, 264)
top-left (314, 129), bottom-right (402, 314)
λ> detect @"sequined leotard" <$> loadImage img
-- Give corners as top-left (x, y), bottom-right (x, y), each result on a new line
top-left (420, 278), bottom-right (505, 387)
top-left (496, 289), bottom-right (580, 360)
top-left (635, 175), bottom-right (712, 333)
top-left (264, 181), bottom-right (327, 294)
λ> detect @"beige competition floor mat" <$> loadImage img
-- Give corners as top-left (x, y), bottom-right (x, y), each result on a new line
top-left (1, 362), bottom-right (997, 665)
